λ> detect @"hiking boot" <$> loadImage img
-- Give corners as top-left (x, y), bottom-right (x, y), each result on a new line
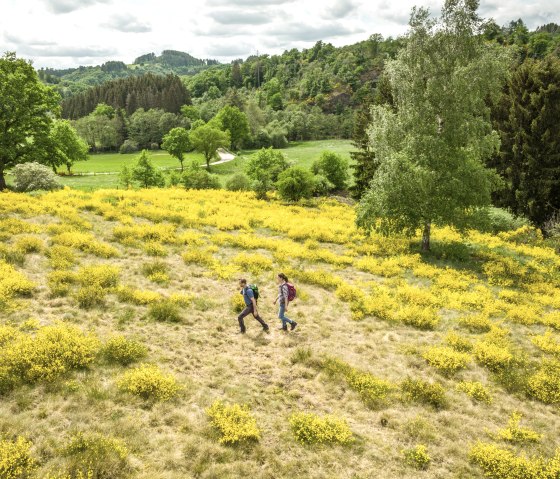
top-left (290, 322), bottom-right (298, 331)
top-left (279, 325), bottom-right (288, 331)
top-left (239, 329), bottom-right (246, 334)
top-left (263, 325), bottom-right (270, 333)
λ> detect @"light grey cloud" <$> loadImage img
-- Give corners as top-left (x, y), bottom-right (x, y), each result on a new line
top-left (191, 24), bottom-right (251, 38)
top-left (322, 0), bottom-right (358, 19)
top-left (42, 0), bottom-right (111, 14)
top-left (4, 32), bottom-right (57, 46)
top-left (207, 0), bottom-right (293, 5)
top-left (103, 13), bottom-right (151, 32)
top-left (16, 44), bottom-right (116, 58)
top-left (209, 10), bottom-right (272, 25)
top-left (268, 21), bottom-right (362, 41)
top-left (205, 42), bottom-right (252, 57)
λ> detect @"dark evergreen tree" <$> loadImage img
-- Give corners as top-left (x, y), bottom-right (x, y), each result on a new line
top-left (489, 55), bottom-right (560, 226)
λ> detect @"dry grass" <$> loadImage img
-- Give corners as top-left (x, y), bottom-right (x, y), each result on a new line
top-left (0, 188), bottom-right (559, 478)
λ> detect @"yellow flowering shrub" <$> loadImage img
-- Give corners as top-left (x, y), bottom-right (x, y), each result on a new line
top-left (168, 293), bottom-right (194, 306)
top-left (0, 261), bottom-right (35, 307)
top-left (403, 444), bottom-right (431, 470)
top-left (62, 432), bottom-right (129, 479)
top-left (0, 436), bottom-right (36, 479)
top-left (206, 400), bottom-right (261, 444)
top-left (527, 360), bottom-right (560, 404)
top-left (0, 217), bottom-right (40, 235)
top-left (102, 336), bottom-right (147, 365)
top-left (0, 323), bottom-right (100, 387)
top-left (400, 378), bottom-right (447, 409)
top-left (505, 305), bottom-right (541, 326)
top-left (116, 286), bottom-right (161, 305)
top-left (458, 314), bottom-right (493, 333)
top-left (74, 285), bottom-right (106, 309)
top-left (456, 381), bottom-right (492, 404)
top-left (469, 442), bottom-right (559, 479)
top-left (531, 330), bottom-right (560, 356)
top-left (141, 260), bottom-right (170, 284)
top-left (181, 248), bottom-right (216, 267)
top-left (148, 300), bottom-right (182, 323)
top-left (290, 412), bottom-right (353, 445)
top-left (77, 264), bottom-right (119, 288)
top-left (46, 245), bottom-right (76, 270)
top-left (285, 268), bottom-right (342, 290)
top-left (473, 341), bottom-right (513, 372)
top-left (232, 252), bottom-right (273, 275)
top-left (542, 311), bottom-right (560, 331)
top-left (445, 331), bottom-right (473, 352)
top-left (142, 241), bottom-right (168, 257)
top-left (422, 346), bottom-right (470, 375)
top-left (14, 235), bottom-right (43, 254)
top-left (47, 270), bottom-right (78, 297)
top-left (335, 283), bottom-right (366, 303)
top-left (117, 364), bottom-right (180, 401)
top-left (113, 223), bottom-right (177, 244)
top-left (230, 293), bottom-right (246, 313)
top-left (52, 231), bottom-right (119, 258)
top-left (394, 305), bottom-right (439, 330)
top-left (496, 412), bottom-right (541, 444)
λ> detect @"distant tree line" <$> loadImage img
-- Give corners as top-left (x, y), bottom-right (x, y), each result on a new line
top-left (62, 74), bottom-right (190, 118)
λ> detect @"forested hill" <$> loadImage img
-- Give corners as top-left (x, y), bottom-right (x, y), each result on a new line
top-left (39, 50), bottom-right (218, 98)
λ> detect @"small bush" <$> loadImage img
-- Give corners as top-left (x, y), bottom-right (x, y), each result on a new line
top-left (290, 412), bottom-right (353, 445)
top-left (117, 364), bottom-right (180, 401)
top-left (119, 139), bottom-right (139, 154)
top-left (496, 412), bottom-right (541, 444)
top-left (445, 331), bottom-right (473, 352)
top-left (0, 436), bottom-right (36, 478)
top-left (276, 166), bottom-right (315, 202)
top-left (182, 168), bottom-right (221, 190)
top-left (0, 244), bottom-right (25, 266)
top-left (527, 359), bottom-right (560, 405)
top-left (395, 305), bottom-right (439, 330)
top-left (116, 286), bottom-right (161, 305)
top-left (469, 442), bottom-right (555, 479)
top-left (230, 293), bottom-right (246, 313)
top-left (47, 270), bottom-right (78, 297)
top-left (473, 341), bottom-right (513, 372)
top-left (102, 336), bottom-right (147, 365)
top-left (206, 400), bottom-right (261, 444)
top-left (459, 314), bottom-right (492, 333)
top-left (62, 432), bottom-right (129, 479)
top-left (401, 378), bottom-right (447, 409)
top-left (456, 381), bottom-right (492, 404)
top-left (77, 264), bottom-right (119, 288)
top-left (141, 261), bottom-right (169, 284)
top-left (46, 245), bottom-right (76, 270)
top-left (12, 162), bottom-right (61, 192)
top-left (148, 300), bottom-right (181, 322)
top-left (75, 285), bottom-right (106, 309)
top-left (403, 444), bottom-right (431, 470)
top-left (14, 235), bottom-right (43, 254)
top-left (225, 173), bottom-right (251, 191)
top-left (422, 346), bottom-right (470, 375)
top-left (142, 241), bottom-right (168, 257)
top-left (311, 151), bottom-right (349, 191)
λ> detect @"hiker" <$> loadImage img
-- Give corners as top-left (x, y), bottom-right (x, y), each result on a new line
top-left (237, 278), bottom-right (269, 334)
top-left (274, 273), bottom-right (297, 331)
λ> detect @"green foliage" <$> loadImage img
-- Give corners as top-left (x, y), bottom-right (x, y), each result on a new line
top-left (215, 106), bottom-right (250, 149)
top-left (118, 165), bottom-right (133, 189)
top-left (119, 139), bottom-right (139, 154)
top-left (496, 412), bottom-right (542, 444)
top-left (206, 400), bottom-right (261, 444)
top-left (527, 359), bottom-right (560, 404)
top-left (400, 378), bottom-right (447, 409)
top-left (102, 335), bottom-right (147, 365)
top-left (456, 381), bottom-right (492, 404)
top-left (0, 52), bottom-right (60, 190)
top-left (471, 207), bottom-right (531, 234)
top-left (422, 346), bottom-right (471, 375)
top-left (47, 270), bottom-right (78, 297)
top-left (131, 150), bottom-right (165, 188)
top-left (162, 127), bottom-right (191, 171)
top-left (489, 56), bottom-right (560, 226)
top-left (403, 444), bottom-right (431, 470)
top-left (290, 412), bottom-right (353, 445)
top-left (12, 162), bottom-right (61, 192)
top-left (225, 173), bottom-right (251, 191)
top-left (189, 124), bottom-right (230, 168)
top-left (356, 2), bottom-right (511, 251)
top-left (148, 300), bottom-right (182, 322)
top-left (0, 436), bottom-right (36, 479)
top-left (182, 163), bottom-right (221, 190)
top-left (117, 364), bottom-right (180, 401)
top-left (61, 432), bottom-right (129, 479)
top-left (312, 151), bottom-right (349, 191)
top-left (276, 166), bottom-right (315, 202)
top-left (245, 148), bottom-right (289, 199)
top-left (46, 120), bottom-right (89, 174)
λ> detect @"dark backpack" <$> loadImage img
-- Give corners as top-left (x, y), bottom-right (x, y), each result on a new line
top-left (248, 284), bottom-right (259, 301)
top-left (286, 283), bottom-right (296, 301)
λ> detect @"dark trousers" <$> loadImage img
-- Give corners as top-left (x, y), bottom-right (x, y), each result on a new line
top-left (238, 303), bottom-right (268, 332)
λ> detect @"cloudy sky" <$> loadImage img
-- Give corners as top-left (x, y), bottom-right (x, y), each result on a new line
top-left (1, 0), bottom-right (558, 69)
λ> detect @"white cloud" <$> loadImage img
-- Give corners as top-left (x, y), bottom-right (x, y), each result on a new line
top-left (0, 0), bottom-right (557, 68)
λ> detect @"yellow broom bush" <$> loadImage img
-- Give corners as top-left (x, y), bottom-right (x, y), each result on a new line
top-left (206, 400), bottom-right (261, 444)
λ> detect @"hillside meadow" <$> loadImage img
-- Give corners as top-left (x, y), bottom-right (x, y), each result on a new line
top-left (1, 188), bottom-right (560, 478)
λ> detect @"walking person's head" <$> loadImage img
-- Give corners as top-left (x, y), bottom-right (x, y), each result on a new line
top-left (277, 273), bottom-right (288, 284)
top-left (239, 278), bottom-right (247, 288)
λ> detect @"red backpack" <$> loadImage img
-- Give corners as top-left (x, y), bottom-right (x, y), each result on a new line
top-left (286, 283), bottom-right (297, 301)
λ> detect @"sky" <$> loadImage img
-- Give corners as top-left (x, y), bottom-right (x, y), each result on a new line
top-left (1, 0), bottom-right (558, 69)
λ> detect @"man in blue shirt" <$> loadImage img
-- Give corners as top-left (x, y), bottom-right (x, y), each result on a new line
top-left (237, 278), bottom-right (269, 334)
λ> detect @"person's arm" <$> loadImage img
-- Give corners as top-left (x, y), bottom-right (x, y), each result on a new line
top-left (283, 284), bottom-right (289, 310)
top-left (251, 296), bottom-right (258, 313)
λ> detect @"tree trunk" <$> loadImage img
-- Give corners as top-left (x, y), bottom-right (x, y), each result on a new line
top-left (180, 159), bottom-right (184, 172)
top-left (421, 222), bottom-right (431, 252)
top-left (0, 170), bottom-right (6, 191)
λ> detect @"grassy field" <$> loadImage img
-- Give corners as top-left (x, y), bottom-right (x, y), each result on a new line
top-left (32, 140), bottom-right (353, 190)
top-left (1, 188), bottom-right (559, 478)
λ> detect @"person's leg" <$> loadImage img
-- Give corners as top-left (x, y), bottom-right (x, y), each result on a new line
top-left (278, 304), bottom-right (293, 330)
top-left (238, 306), bottom-right (251, 333)
top-left (252, 306), bottom-right (269, 330)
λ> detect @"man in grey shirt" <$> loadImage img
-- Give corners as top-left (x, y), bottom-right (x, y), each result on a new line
top-left (237, 278), bottom-right (269, 334)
